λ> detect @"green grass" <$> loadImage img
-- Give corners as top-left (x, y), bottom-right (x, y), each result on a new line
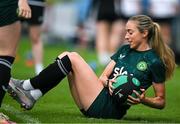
top-left (1, 38), bottom-right (180, 123)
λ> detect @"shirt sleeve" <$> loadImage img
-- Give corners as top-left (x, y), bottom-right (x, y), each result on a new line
top-left (150, 60), bottom-right (166, 83)
top-left (111, 49), bottom-right (120, 62)
top-left (111, 44), bottom-right (129, 62)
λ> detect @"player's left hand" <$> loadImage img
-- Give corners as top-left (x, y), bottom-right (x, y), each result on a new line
top-left (108, 78), bottom-right (116, 95)
top-left (127, 89), bottom-right (146, 105)
top-left (108, 74), bottom-right (121, 95)
top-left (18, 0), bottom-right (31, 19)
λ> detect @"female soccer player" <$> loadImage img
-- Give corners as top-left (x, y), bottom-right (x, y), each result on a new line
top-left (8, 15), bottom-right (176, 119)
top-left (0, 0), bottom-right (31, 107)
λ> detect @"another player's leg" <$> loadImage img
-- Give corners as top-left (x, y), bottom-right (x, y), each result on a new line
top-left (29, 25), bottom-right (44, 75)
top-left (0, 56), bottom-right (14, 106)
top-left (28, 4), bottom-right (45, 75)
top-left (0, 21), bottom-right (21, 107)
top-left (96, 21), bottom-right (111, 66)
top-left (109, 20), bottom-right (126, 53)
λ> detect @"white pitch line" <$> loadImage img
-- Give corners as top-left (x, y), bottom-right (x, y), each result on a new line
top-left (2, 104), bottom-right (41, 124)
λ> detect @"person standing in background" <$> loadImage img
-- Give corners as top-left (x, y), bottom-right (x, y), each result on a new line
top-left (90, 0), bottom-right (143, 66)
top-left (21, 0), bottom-right (46, 74)
top-left (113, 0), bottom-right (143, 53)
top-left (90, 0), bottom-right (124, 66)
top-left (147, 0), bottom-right (179, 45)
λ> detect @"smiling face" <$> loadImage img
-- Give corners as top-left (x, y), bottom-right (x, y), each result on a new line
top-left (125, 20), bottom-right (149, 51)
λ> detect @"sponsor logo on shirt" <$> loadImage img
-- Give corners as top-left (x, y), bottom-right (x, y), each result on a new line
top-left (113, 67), bottom-right (128, 78)
top-left (113, 66), bottom-right (134, 78)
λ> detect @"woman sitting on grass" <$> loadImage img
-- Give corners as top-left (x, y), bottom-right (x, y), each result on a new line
top-left (8, 15), bottom-right (176, 119)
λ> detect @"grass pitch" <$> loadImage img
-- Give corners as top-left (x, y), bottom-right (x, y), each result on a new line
top-left (1, 38), bottom-right (180, 123)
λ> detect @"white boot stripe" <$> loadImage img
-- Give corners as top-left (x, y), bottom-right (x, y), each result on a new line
top-left (57, 60), bottom-right (67, 75)
top-left (0, 61), bottom-right (11, 69)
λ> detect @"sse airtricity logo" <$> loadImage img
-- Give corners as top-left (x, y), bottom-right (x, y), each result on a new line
top-left (137, 61), bottom-right (147, 71)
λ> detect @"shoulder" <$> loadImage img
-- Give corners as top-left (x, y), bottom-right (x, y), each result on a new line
top-left (114, 44), bottom-right (131, 57)
top-left (146, 50), bottom-right (163, 65)
top-left (142, 49), bottom-right (166, 83)
top-left (111, 44), bottom-right (130, 61)
top-left (116, 44), bottom-right (131, 53)
top-left (145, 50), bottom-right (165, 72)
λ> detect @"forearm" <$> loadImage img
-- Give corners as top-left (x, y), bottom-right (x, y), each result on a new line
top-left (141, 96), bottom-right (165, 109)
top-left (18, 0), bottom-right (28, 3)
top-left (99, 60), bottom-right (115, 87)
top-left (19, 0), bottom-right (28, 1)
top-left (99, 75), bottom-right (109, 87)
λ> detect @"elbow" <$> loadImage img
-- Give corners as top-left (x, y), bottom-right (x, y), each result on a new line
top-left (157, 101), bottom-right (166, 110)
top-left (158, 104), bottom-right (165, 110)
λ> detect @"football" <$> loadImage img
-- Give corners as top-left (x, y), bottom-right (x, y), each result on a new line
top-left (112, 75), bottom-right (141, 104)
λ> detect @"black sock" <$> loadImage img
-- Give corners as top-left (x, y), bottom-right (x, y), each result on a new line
top-left (30, 55), bottom-right (72, 94)
top-left (0, 56), bottom-right (15, 107)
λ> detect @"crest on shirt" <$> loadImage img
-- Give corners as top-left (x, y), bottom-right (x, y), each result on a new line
top-left (137, 61), bottom-right (147, 71)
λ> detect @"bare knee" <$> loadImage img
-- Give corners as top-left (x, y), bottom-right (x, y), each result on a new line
top-left (57, 52), bottom-right (81, 62)
top-left (58, 51), bottom-right (71, 59)
top-left (30, 36), bottom-right (39, 44)
top-left (68, 52), bottom-right (81, 63)
top-left (70, 52), bottom-right (80, 57)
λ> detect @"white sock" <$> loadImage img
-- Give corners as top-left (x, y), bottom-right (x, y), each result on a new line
top-left (22, 79), bottom-right (34, 90)
top-left (30, 89), bottom-right (42, 100)
top-left (98, 52), bottom-right (111, 66)
top-left (35, 63), bottom-right (43, 75)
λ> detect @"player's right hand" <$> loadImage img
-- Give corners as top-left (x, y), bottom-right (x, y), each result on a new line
top-left (18, 0), bottom-right (31, 19)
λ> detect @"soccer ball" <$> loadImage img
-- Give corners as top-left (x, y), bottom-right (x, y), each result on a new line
top-left (112, 75), bottom-right (141, 104)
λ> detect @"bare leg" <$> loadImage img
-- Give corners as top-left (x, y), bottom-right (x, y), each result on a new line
top-left (29, 26), bottom-right (43, 74)
top-left (0, 21), bottom-right (21, 56)
top-left (96, 21), bottom-right (111, 65)
top-left (109, 20), bottom-right (126, 53)
top-left (58, 52), bottom-right (104, 110)
top-left (67, 73), bottom-right (83, 109)
top-left (160, 23), bottom-right (171, 45)
top-left (0, 21), bottom-right (21, 106)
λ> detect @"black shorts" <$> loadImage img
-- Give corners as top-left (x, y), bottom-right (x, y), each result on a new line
top-left (80, 88), bottom-right (130, 119)
top-left (21, 5), bottom-right (45, 25)
top-left (152, 17), bottom-right (174, 24)
top-left (147, 14), bottom-right (175, 24)
top-left (97, 0), bottom-right (119, 22)
top-left (0, 4), bottom-right (19, 27)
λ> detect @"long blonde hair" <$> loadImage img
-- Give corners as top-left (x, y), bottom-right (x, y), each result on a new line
top-left (129, 15), bottom-right (176, 80)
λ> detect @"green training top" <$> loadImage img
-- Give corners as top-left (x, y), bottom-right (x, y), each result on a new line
top-left (110, 44), bottom-right (166, 89)
top-left (0, 0), bottom-right (18, 7)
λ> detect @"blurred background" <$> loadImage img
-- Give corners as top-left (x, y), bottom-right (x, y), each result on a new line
top-left (21, 0), bottom-right (180, 68)
top-left (38, 0), bottom-right (180, 63)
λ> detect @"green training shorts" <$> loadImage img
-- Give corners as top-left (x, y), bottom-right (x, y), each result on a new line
top-left (81, 88), bottom-right (130, 119)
